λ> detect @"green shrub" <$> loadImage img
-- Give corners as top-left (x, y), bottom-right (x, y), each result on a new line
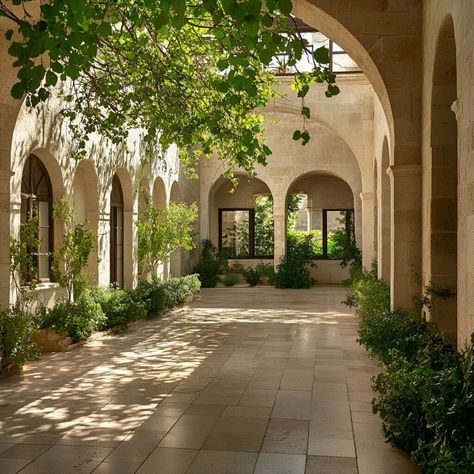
top-left (274, 234), bottom-right (315, 289)
top-left (222, 274), bottom-right (238, 287)
top-left (242, 267), bottom-right (261, 286)
top-left (287, 229), bottom-right (322, 258)
top-left (257, 263), bottom-right (276, 285)
top-left (345, 264), bottom-right (474, 473)
top-left (0, 304), bottom-right (40, 375)
top-left (133, 280), bottom-right (167, 316)
top-left (41, 292), bottom-right (106, 343)
top-left (193, 239), bottom-right (227, 288)
top-left (343, 265), bottom-right (390, 320)
top-left (89, 286), bottom-right (147, 330)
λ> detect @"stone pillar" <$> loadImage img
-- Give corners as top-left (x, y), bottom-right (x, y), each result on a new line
top-left (389, 164), bottom-right (422, 309)
top-left (377, 166), bottom-right (391, 282)
top-left (8, 197), bottom-right (21, 305)
top-left (273, 196), bottom-right (287, 267)
top-left (97, 211), bottom-right (110, 287)
top-left (359, 192), bottom-right (375, 269)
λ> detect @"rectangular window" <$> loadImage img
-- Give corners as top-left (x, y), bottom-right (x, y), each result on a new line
top-left (219, 207), bottom-right (274, 259)
top-left (322, 209), bottom-right (355, 259)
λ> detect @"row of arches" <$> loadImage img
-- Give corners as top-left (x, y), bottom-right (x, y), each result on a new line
top-left (14, 151), bottom-right (183, 293)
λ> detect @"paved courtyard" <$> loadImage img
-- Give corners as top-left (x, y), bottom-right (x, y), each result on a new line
top-left (0, 287), bottom-right (419, 473)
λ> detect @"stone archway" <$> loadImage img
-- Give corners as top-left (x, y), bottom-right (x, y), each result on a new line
top-left (428, 15), bottom-right (458, 346)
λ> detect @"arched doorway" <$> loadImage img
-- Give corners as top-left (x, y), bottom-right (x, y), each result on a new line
top-left (286, 172), bottom-right (356, 284)
top-left (110, 174), bottom-right (124, 287)
top-left (211, 175), bottom-right (274, 262)
top-left (429, 16), bottom-right (458, 345)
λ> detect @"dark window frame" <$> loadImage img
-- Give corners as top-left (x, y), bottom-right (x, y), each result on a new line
top-left (20, 154), bottom-right (54, 283)
top-left (321, 208), bottom-right (355, 259)
top-left (110, 174), bottom-right (124, 287)
top-left (218, 208), bottom-right (274, 259)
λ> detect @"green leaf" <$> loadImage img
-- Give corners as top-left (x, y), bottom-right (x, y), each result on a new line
top-left (172, 0), bottom-right (186, 18)
top-left (301, 106), bottom-right (310, 119)
top-left (5, 30), bottom-right (13, 41)
top-left (217, 59), bottom-right (229, 71)
top-left (278, 0), bottom-right (292, 15)
top-left (314, 46), bottom-right (330, 64)
top-left (97, 22), bottom-right (112, 37)
top-left (11, 82), bottom-right (24, 99)
top-left (45, 70), bottom-right (58, 87)
top-left (292, 130), bottom-right (301, 141)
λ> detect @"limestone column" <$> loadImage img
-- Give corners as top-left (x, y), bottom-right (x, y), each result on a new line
top-left (8, 197), bottom-right (21, 305)
top-left (359, 192), bottom-right (374, 269)
top-left (389, 164), bottom-right (422, 309)
top-left (97, 211), bottom-right (111, 287)
top-left (273, 195), bottom-right (287, 266)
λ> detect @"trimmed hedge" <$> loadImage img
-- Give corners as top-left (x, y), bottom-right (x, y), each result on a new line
top-left (345, 269), bottom-right (474, 473)
top-left (42, 274), bottom-right (201, 339)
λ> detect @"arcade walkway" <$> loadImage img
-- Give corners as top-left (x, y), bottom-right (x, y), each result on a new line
top-left (0, 287), bottom-right (419, 473)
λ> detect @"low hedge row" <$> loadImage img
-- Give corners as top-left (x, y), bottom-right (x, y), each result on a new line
top-left (345, 268), bottom-right (474, 473)
top-left (0, 275), bottom-right (201, 374)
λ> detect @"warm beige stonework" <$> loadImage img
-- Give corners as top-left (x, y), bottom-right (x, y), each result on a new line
top-left (1, 1), bottom-right (474, 345)
top-left (0, 287), bottom-right (420, 473)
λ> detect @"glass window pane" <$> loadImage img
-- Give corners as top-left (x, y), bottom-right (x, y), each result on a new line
top-left (332, 53), bottom-right (361, 73)
top-left (254, 195), bottom-right (274, 257)
top-left (38, 254), bottom-right (49, 280)
top-left (287, 194), bottom-right (322, 259)
top-left (327, 210), bottom-right (349, 259)
top-left (221, 210), bottom-right (250, 258)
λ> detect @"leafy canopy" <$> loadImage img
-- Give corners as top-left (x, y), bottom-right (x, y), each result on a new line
top-left (1, 0), bottom-right (339, 176)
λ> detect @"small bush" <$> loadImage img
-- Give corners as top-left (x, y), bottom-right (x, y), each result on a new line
top-left (222, 274), bottom-right (238, 287)
top-left (0, 304), bottom-right (40, 375)
top-left (90, 286), bottom-right (147, 330)
top-left (274, 235), bottom-right (315, 289)
top-left (41, 292), bottom-right (106, 343)
top-left (133, 280), bottom-right (166, 316)
top-left (257, 263), bottom-right (276, 285)
top-left (241, 267), bottom-right (261, 286)
top-left (194, 240), bottom-right (227, 288)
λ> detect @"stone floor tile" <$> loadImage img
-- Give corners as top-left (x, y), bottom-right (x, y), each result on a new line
top-left (0, 459), bottom-right (31, 474)
top-left (184, 404), bottom-right (226, 416)
top-left (159, 415), bottom-right (218, 449)
top-left (261, 418), bottom-right (309, 454)
top-left (272, 390), bottom-right (312, 420)
top-left (105, 430), bottom-right (166, 462)
top-left (222, 406), bottom-right (272, 418)
top-left (254, 452), bottom-right (306, 474)
top-left (136, 447), bottom-right (197, 473)
top-left (239, 389), bottom-right (277, 408)
top-left (307, 438), bottom-right (356, 457)
top-left (203, 415), bottom-right (268, 452)
top-left (0, 443), bottom-right (14, 455)
top-left (93, 461), bottom-right (142, 473)
top-left (187, 450), bottom-right (257, 474)
top-left (0, 443), bottom-right (51, 460)
top-left (356, 447), bottom-right (420, 474)
top-left (305, 455), bottom-right (358, 474)
top-left (280, 369), bottom-right (314, 391)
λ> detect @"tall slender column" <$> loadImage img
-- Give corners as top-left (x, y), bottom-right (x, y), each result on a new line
top-left (273, 196), bottom-right (287, 267)
top-left (359, 192), bottom-right (375, 269)
top-left (389, 164), bottom-right (422, 308)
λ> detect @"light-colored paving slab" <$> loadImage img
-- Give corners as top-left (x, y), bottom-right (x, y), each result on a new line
top-left (0, 286), bottom-right (420, 473)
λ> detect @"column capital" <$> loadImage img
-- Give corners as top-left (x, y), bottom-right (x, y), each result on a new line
top-left (387, 164), bottom-right (421, 178)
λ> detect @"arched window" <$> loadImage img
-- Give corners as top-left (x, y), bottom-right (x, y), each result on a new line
top-left (20, 154), bottom-right (53, 282)
top-left (110, 174), bottom-right (124, 287)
